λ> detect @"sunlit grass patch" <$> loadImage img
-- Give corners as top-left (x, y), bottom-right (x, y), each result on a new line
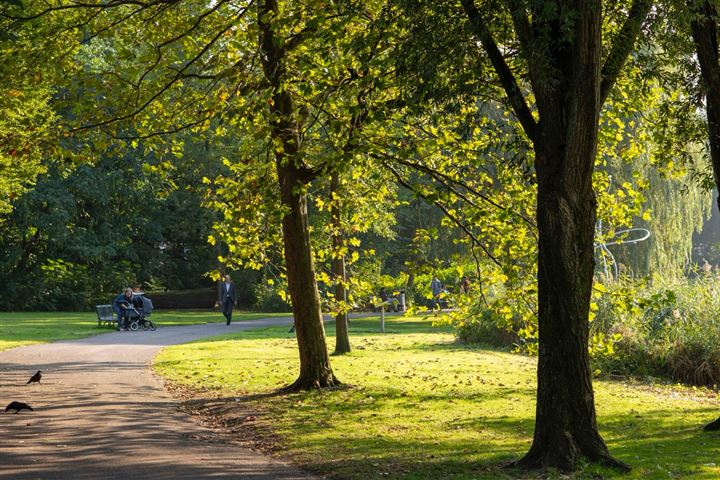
top-left (155, 315), bottom-right (720, 479)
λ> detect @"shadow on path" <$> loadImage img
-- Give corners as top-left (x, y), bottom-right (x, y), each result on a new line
top-left (0, 316), bottom-right (314, 480)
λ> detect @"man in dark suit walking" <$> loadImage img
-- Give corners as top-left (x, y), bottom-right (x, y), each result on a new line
top-left (220, 274), bottom-right (237, 325)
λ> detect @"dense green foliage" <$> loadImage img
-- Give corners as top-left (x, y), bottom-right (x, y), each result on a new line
top-left (0, 150), bottom-right (220, 310)
top-left (451, 270), bottom-right (720, 388)
top-left (594, 272), bottom-right (720, 387)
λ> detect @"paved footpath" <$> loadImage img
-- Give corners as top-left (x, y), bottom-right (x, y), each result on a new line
top-left (0, 317), bottom-right (317, 480)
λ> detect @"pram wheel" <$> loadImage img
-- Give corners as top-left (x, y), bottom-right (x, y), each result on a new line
top-left (129, 321), bottom-right (139, 331)
top-left (148, 321), bottom-right (157, 331)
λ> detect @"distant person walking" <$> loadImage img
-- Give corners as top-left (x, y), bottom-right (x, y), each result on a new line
top-left (430, 276), bottom-right (442, 309)
top-left (460, 276), bottom-right (471, 294)
top-left (219, 274), bottom-right (237, 325)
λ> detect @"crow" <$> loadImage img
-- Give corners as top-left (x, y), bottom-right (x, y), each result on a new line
top-left (5, 401), bottom-right (33, 413)
top-left (705, 416), bottom-right (720, 431)
top-left (27, 370), bottom-right (42, 384)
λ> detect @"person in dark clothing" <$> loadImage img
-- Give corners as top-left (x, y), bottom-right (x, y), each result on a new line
top-left (430, 276), bottom-right (442, 309)
top-left (113, 287), bottom-right (134, 330)
top-left (132, 293), bottom-right (144, 309)
top-left (130, 284), bottom-right (150, 317)
top-left (379, 287), bottom-right (388, 302)
top-left (219, 274), bottom-right (237, 325)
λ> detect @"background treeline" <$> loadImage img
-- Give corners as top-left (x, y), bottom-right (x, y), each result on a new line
top-left (0, 140), bottom-right (465, 311)
top-left (0, 149), bottom-right (217, 310)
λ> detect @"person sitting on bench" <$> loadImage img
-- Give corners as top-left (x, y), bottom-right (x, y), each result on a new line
top-left (113, 287), bottom-right (135, 331)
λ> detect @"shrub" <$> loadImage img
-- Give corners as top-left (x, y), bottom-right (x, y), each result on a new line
top-left (591, 273), bottom-right (720, 386)
top-left (252, 282), bottom-right (290, 312)
top-left (450, 268), bottom-right (720, 387)
top-left (455, 307), bottom-right (519, 347)
top-left (147, 288), bottom-right (217, 309)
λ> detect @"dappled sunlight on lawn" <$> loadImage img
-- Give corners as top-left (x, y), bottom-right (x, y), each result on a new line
top-left (155, 315), bottom-right (720, 480)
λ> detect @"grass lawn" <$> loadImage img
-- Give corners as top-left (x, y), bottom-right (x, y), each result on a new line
top-left (0, 310), bottom-right (290, 352)
top-left (154, 315), bottom-right (720, 479)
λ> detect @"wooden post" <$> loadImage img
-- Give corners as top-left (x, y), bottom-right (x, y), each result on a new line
top-left (380, 304), bottom-right (385, 333)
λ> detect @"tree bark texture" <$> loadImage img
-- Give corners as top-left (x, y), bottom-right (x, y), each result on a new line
top-left (516, 3), bottom-right (625, 470)
top-left (691, 1), bottom-right (720, 214)
top-left (258, 0), bottom-right (338, 389)
top-left (278, 164), bottom-right (338, 388)
top-left (690, 6), bottom-right (720, 432)
top-left (462, 0), bottom-right (646, 470)
top-left (331, 171), bottom-right (351, 355)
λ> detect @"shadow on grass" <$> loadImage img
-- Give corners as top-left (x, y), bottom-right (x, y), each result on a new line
top-left (180, 393), bottom-right (528, 479)
top-left (157, 313), bottom-right (720, 479)
top-left (281, 408), bottom-right (720, 479)
top-left (208, 376), bottom-right (720, 479)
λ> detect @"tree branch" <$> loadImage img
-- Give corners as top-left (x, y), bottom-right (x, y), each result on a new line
top-left (460, 0), bottom-right (538, 143)
top-left (106, 114), bottom-right (214, 140)
top-left (506, 0), bottom-right (534, 55)
top-left (370, 149), bottom-right (537, 234)
top-left (690, 0), bottom-right (720, 201)
top-left (600, 0), bottom-right (653, 104)
top-left (69, 3), bottom-right (253, 133)
top-left (381, 159), bottom-right (503, 267)
top-left (2, 0), bottom-right (176, 22)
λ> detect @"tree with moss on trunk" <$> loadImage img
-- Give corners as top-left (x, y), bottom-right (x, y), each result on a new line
top-left (256, 0), bottom-right (338, 389)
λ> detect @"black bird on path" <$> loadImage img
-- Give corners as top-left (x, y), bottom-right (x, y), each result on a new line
top-left (5, 401), bottom-right (33, 413)
top-left (705, 416), bottom-right (720, 431)
top-left (27, 370), bottom-right (42, 384)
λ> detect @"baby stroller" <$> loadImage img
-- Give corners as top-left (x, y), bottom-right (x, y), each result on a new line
top-left (127, 295), bottom-right (156, 331)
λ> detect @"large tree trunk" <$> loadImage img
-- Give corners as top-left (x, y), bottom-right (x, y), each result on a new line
top-left (517, 3), bottom-right (627, 471)
top-left (691, 1), bottom-right (720, 431)
top-left (691, 1), bottom-right (720, 214)
top-left (259, 0), bottom-right (338, 390)
top-left (460, 0), bottom-right (649, 471)
top-left (278, 164), bottom-right (339, 389)
top-left (518, 148), bottom-right (624, 470)
top-left (331, 171), bottom-right (351, 355)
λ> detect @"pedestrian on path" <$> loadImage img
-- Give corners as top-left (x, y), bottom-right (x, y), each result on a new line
top-left (430, 275), bottom-right (442, 309)
top-left (219, 274), bottom-right (237, 325)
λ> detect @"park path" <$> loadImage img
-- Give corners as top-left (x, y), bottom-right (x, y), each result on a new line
top-left (0, 316), bottom-right (318, 480)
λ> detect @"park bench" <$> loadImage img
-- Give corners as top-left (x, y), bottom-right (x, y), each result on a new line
top-left (95, 304), bottom-right (116, 327)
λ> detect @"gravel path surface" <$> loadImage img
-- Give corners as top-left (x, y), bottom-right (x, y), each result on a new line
top-left (0, 317), bottom-right (317, 480)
